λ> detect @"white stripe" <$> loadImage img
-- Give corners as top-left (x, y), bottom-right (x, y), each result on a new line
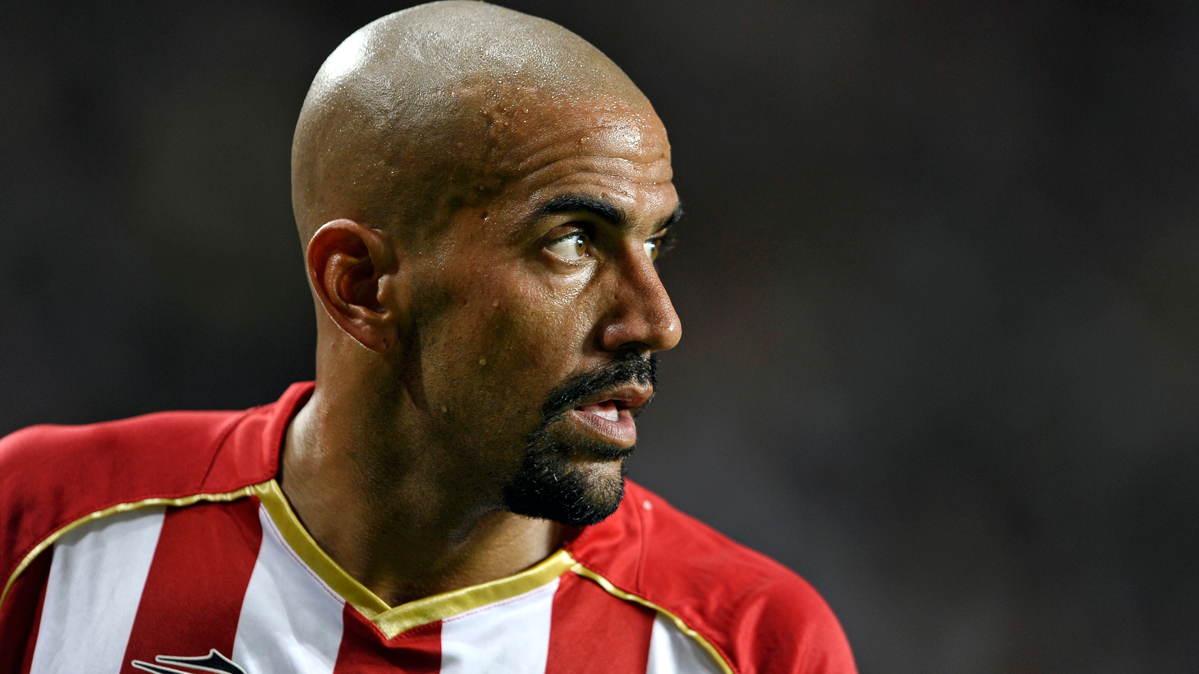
top-left (231, 505), bottom-right (345, 674)
top-left (439, 577), bottom-right (559, 674)
top-left (29, 507), bottom-right (166, 674)
top-left (646, 613), bottom-right (725, 674)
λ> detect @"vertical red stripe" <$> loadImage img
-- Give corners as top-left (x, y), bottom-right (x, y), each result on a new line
top-left (119, 498), bottom-right (263, 671)
top-left (545, 571), bottom-right (657, 673)
top-left (0, 547), bottom-right (52, 674)
top-left (334, 605), bottom-right (443, 672)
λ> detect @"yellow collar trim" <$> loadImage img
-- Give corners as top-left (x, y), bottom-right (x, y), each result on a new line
top-left (253, 480), bottom-right (576, 639)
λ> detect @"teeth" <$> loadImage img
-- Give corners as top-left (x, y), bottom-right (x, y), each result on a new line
top-left (580, 402), bottom-right (619, 422)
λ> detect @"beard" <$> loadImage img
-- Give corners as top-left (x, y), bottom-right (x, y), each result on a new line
top-left (501, 353), bottom-right (657, 526)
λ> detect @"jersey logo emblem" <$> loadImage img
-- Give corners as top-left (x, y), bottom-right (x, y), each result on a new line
top-left (131, 649), bottom-right (247, 674)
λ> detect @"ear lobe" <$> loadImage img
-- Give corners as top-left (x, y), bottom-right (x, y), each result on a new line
top-left (306, 219), bottom-right (402, 353)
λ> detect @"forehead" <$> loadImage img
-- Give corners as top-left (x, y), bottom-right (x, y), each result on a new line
top-left (480, 93), bottom-right (677, 224)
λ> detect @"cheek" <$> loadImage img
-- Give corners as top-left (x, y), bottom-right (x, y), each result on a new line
top-left (428, 285), bottom-right (590, 439)
top-left (480, 282), bottom-right (592, 372)
top-left (419, 255), bottom-right (599, 398)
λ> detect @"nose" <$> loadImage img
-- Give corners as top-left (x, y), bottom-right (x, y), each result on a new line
top-left (598, 247), bottom-right (682, 354)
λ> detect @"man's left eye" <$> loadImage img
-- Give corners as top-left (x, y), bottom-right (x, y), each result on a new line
top-left (546, 232), bottom-right (591, 260)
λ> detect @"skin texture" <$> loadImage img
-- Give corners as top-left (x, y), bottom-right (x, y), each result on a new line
top-left (281, 1), bottom-right (681, 606)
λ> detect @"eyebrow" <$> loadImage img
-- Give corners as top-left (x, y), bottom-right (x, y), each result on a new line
top-left (534, 194), bottom-right (683, 232)
top-left (536, 194), bottom-right (625, 226)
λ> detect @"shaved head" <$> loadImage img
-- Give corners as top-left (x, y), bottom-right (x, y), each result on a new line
top-left (291, 1), bottom-right (652, 247)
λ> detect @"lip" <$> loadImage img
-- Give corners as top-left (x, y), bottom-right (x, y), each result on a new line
top-left (569, 384), bottom-right (654, 448)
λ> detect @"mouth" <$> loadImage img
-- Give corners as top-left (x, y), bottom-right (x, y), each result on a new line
top-left (570, 385), bottom-right (653, 448)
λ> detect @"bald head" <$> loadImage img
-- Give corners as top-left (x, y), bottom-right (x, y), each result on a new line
top-left (292, 1), bottom-right (652, 247)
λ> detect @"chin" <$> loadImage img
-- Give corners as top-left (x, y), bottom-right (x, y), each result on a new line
top-left (500, 431), bottom-right (631, 526)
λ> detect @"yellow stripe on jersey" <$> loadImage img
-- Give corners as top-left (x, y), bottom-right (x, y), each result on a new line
top-left (254, 479), bottom-right (576, 639)
top-left (371, 550), bottom-right (575, 638)
top-left (0, 485), bottom-right (259, 612)
top-left (571, 563), bottom-right (736, 674)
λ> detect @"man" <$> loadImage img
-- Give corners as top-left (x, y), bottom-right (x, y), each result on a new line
top-left (0, 2), bottom-right (855, 672)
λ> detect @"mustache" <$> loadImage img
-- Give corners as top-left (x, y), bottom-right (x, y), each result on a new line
top-left (540, 353), bottom-right (658, 423)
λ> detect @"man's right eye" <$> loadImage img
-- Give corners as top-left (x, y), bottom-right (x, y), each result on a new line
top-left (545, 232), bottom-right (591, 261)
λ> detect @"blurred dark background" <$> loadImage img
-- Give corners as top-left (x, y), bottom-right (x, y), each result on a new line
top-left (3, 0), bottom-right (1197, 670)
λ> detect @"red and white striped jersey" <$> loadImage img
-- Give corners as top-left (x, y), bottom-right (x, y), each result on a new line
top-left (0, 383), bottom-right (856, 674)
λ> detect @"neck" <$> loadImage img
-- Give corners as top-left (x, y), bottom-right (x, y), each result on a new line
top-left (279, 385), bottom-right (561, 607)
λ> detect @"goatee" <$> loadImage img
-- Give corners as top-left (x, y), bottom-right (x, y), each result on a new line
top-left (501, 353), bottom-right (656, 526)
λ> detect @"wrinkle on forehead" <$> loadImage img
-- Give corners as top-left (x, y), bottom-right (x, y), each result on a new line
top-left (451, 85), bottom-right (663, 172)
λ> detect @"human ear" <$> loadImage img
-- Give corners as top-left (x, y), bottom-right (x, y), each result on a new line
top-left (306, 219), bottom-right (402, 353)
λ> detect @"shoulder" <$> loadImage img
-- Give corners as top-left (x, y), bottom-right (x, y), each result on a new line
top-left (0, 384), bottom-right (305, 605)
top-left (1, 412), bottom-right (242, 575)
top-left (0, 409), bottom-right (248, 513)
top-left (569, 480), bottom-right (856, 674)
top-left (0, 410), bottom-right (246, 482)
